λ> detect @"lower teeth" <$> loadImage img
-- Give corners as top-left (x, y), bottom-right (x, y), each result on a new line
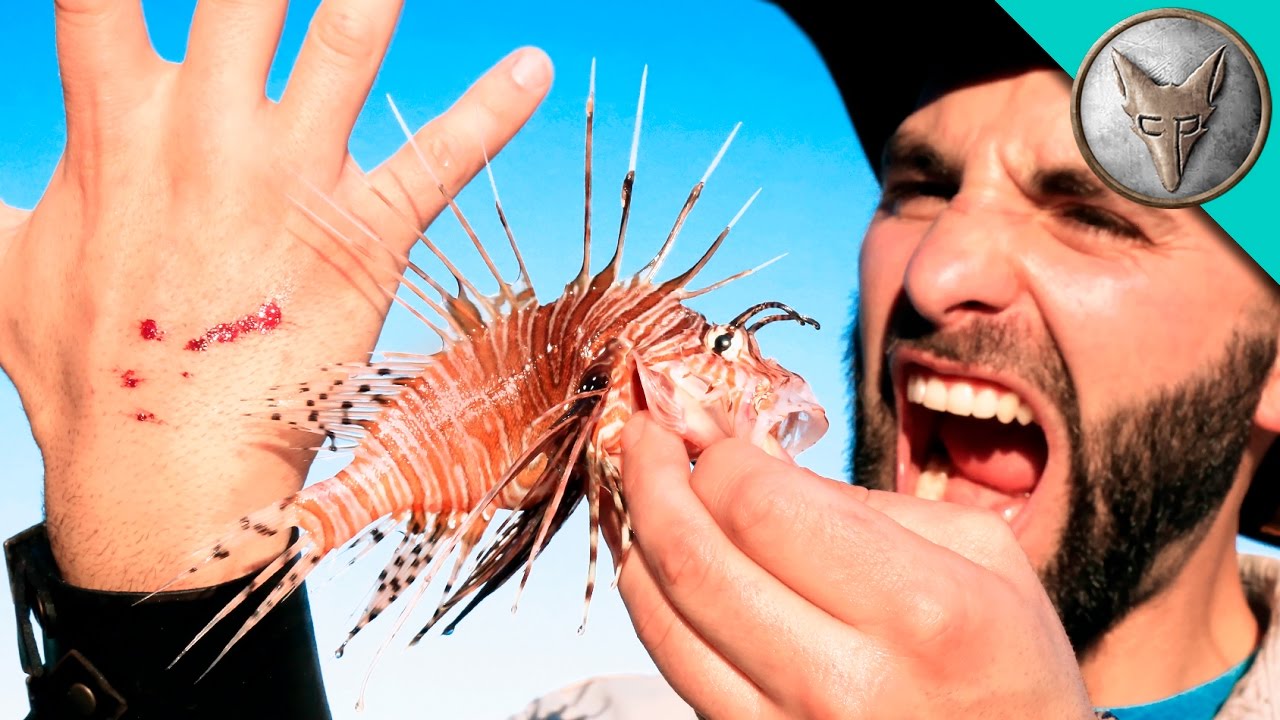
top-left (914, 458), bottom-right (1029, 524)
top-left (916, 469), bottom-right (948, 501)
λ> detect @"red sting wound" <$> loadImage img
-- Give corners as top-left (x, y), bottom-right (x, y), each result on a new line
top-left (139, 319), bottom-right (165, 341)
top-left (185, 301), bottom-right (283, 352)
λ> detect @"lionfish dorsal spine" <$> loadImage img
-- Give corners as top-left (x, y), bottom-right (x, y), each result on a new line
top-left (481, 147), bottom-right (537, 308)
top-left (573, 58), bottom-right (597, 295)
top-left (661, 186), bottom-right (763, 292)
top-left (320, 154), bottom-right (487, 337)
top-left (286, 187), bottom-right (460, 341)
top-left (384, 96), bottom-right (519, 316)
top-left (638, 121), bottom-right (742, 284)
top-left (600, 64), bottom-right (649, 289)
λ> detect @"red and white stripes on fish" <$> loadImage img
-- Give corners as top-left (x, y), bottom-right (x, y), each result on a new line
top-left (151, 61), bottom-right (828, 705)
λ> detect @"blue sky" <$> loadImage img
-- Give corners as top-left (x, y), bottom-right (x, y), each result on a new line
top-left (0, 2), bottom-right (877, 717)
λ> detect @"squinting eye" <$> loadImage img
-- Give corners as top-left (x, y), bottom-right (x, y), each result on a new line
top-left (878, 180), bottom-right (956, 220)
top-left (1058, 205), bottom-right (1147, 242)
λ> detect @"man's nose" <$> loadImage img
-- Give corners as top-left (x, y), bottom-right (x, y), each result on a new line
top-left (902, 198), bottom-right (1025, 326)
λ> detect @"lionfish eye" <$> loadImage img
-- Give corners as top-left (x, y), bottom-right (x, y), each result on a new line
top-left (703, 325), bottom-right (744, 361)
top-left (578, 371), bottom-right (610, 394)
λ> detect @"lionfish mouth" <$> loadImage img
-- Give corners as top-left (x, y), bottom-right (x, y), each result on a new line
top-left (649, 298), bottom-right (829, 464)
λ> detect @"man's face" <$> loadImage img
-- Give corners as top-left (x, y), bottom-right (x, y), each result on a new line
top-left (852, 69), bottom-right (1279, 656)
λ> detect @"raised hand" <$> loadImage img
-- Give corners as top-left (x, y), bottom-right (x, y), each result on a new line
top-left (0, 0), bottom-right (551, 591)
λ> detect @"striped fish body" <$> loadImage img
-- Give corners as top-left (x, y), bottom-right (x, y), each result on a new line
top-left (153, 65), bottom-right (829, 702)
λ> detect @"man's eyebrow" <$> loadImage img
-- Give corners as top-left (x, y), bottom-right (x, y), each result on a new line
top-left (880, 132), bottom-right (961, 185)
top-left (1032, 168), bottom-right (1105, 199)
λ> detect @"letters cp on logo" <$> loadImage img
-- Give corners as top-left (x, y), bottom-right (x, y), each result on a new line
top-left (1072, 9), bottom-right (1270, 208)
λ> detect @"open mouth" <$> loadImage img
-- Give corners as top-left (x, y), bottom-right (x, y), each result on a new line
top-left (892, 352), bottom-right (1065, 532)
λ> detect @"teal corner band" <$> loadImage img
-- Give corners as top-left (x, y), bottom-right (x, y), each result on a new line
top-left (996, 0), bottom-right (1278, 282)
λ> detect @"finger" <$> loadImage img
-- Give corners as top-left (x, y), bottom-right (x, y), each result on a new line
top-left (859, 489), bottom-right (1037, 581)
top-left (614, 544), bottom-right (767, 719)
top-left (184, 0), bottom-right (289, 104)
top-left (691, 441), bottom-right (1023, 632)
top-left (620, 414), bottom-right (857, 705)
top-left (0, 200), bottom-right (31, 232)
top-left (357, 47), bottom-right (553, 253)
top-left (278, 0), bottom-right (404, 175)
top-left (54, 0), bottom-right (157, 134)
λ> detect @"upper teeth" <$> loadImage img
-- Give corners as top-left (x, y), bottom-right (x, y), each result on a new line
top-left (907, 374), bottom-right (1035, 426)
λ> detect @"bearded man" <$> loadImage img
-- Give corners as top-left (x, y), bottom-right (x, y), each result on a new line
top-left (608, 3), bottom-right (1280, 719)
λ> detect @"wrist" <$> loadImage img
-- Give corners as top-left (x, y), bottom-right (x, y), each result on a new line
top-left (43, 424), bottom-right (302, 591)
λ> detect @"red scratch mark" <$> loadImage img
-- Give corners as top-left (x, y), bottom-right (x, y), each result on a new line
top-left (181, 371), bottom-right (192, 379)
top-left (135, 411), bottom-right (157, 422)
top-left (140, 319), bottom-right (165, 341)
top-left (186, 301), bottom-right (283, 352)
top-left (120, 370), bottom-right (142, 388)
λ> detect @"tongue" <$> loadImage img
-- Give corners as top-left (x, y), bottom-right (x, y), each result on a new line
top-left (937, 414), bottom-right (1045, 495)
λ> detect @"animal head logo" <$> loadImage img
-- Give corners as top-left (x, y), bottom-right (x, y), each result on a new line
top-left (1112, 46), bottom-right (1227, 192)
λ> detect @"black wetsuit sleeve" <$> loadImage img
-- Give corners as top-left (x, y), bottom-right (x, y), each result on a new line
top-left (5, 523), bottom-right (333, 720)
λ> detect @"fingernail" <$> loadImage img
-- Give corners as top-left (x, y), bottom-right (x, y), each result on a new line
top-left (511, 48), bottom-right (552, 90)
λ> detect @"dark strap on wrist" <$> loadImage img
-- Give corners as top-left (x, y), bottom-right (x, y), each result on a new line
top-left (5, 523), bottom-right (333, 720)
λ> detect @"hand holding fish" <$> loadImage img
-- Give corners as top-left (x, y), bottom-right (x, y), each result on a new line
top-left (616, 413), bottom-right (1096, 719)
top-left (0, 0), bottom-right (551, 592)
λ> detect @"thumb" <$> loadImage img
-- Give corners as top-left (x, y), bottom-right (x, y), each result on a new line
top-left (0, 197), bottom-right (30, 234)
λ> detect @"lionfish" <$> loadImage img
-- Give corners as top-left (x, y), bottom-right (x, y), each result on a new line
top-left (157, 62), bottom-right (829, 697)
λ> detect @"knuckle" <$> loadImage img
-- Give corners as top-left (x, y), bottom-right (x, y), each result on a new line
top-left (899, 577), bottom-right (966, 650)
top-left (726, 480), bottom-right (791, 540)
top-left (55, 0), bottom-right (110, 17)
top-left (652, 534), bottom-right (715, 595)
top-left (698, 437), bottom-right (748, 469)
top-left (316, 8), bottom-right (377, 64)
top-left (421, 129), bottom-right (463, 186)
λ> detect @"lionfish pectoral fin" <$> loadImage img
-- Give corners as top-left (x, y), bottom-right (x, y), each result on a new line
top-left (433, 483), bottom-right (584, 639)
top-left (419, 507), bottom-right (494, 634)
top-left (411, 413), bottom-right (596, 643)
top-left (253, 359), bottom-right (427, 445)
top-left (172, 530), bottom-right (317, 680)
top-left (338, 513), bottom-right (451, 657)
top-left (580, 461), bottom-right (604, 635)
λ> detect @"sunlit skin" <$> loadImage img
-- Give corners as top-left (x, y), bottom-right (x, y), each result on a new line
top-left (857, 68), bottom-right (1280, 704)
top-left (614, 69), bottom-right (1280, 717)
top-left (0, 0), bottom-right (552, 591)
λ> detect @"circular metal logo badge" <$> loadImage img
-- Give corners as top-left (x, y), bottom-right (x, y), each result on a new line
top-left (1071, 9), bottom-right (1270, 208)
